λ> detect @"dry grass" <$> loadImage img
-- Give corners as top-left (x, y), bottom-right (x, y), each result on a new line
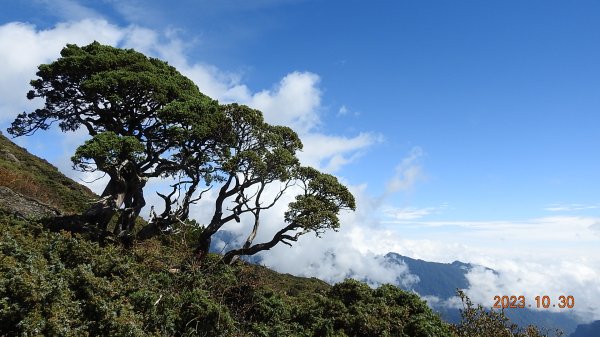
top-left (0, 166), bottom-right (57, 207)
top-left (0, 134), bottom-right (97, 214)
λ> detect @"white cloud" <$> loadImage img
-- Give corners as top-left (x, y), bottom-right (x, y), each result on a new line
top-left (544, 203), bottom-right (600, 212)
top-left (422, 295), bottom-right (463, 310)
top-left (385, 146), bottom-right (425, 194)
top-left (297, 192), bottom-right (600, 321)
top-left (373, 214), bottom-right (600, 321)
top-left (384, 216), bottom-right (600, 245)
top-left (465, 259), bottom-right (600, 322)
top-left (0, 20), bottom-right (126, 123)
top-left (383, 204), bottom-right (448, 221)
top-left (299, 132), bottom-right (383, 173)
top-left (337, 104), bottom-right (359, 117)
top-left (253, 183), bottom-right (420, 287)
top-left (248, 71), bottom-right (321, 134)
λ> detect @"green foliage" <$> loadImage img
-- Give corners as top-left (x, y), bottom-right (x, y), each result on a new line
top-left (11, 41), bottom-right (202, 137)
top-left (0, 211), bottom-right (555, 337)
top-left (8, 41), bottom-right (227, 236)
top-left (285, 167), bottom-right (356, 235)
top-left (452, 290), bottom-right (563, 337)
top-left (72, 131), bottom-right (145, 172)
top-left (291, 280), bottom-right (454, 337)
top-left (0, 215), bottom-right (235, 336)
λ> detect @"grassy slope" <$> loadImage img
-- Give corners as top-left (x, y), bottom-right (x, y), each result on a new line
top-left (0, 133), bottom-right (96, 214)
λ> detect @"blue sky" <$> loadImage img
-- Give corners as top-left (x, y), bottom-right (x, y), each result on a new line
top-left (1, 0), bottom-right (600, 322)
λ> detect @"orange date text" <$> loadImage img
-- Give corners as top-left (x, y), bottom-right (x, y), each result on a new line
top-left (492, 295), bottom-right (574, 309)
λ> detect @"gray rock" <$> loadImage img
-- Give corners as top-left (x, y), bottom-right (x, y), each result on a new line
top-left (0, 186), bottom-right (60, 219)
top-left (0, 148), bottom-right (20, 164)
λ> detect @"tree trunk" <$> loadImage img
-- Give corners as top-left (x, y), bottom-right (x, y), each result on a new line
top-left (194, 224), bottom-right (217, 260)
top-left (194, 176), bottom-right (235, 259)
top-left (83, 177), bottom-right (126, 234)
top-left (114, 174), bottom-right (147, 237)
top-left (222, 223), bottom-right (299, 264)
top-left (226, 213), bottom-right (260, 264)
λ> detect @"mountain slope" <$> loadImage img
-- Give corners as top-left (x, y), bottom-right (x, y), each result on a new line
top-left (0, 133), bottom-right (96, 214)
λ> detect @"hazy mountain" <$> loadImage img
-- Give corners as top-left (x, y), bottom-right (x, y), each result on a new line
top-left (569, 320), bottom-right (600, 337)
top-left (385, 253), bottom-right (473, 299)
top-left (385, 252), bottom-right (581, 336)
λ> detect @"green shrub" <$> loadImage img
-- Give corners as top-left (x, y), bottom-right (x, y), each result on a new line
top-left (452, 290), bottom-right (563, 337)
top-left (1, 214), bottom-right (553, 336)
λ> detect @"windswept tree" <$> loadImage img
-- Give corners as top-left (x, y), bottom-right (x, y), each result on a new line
top-left (9, 42), bottom-right (355, 263)
top-left (8, 42), bottom-right (225, 237)
top-left (191, 104), bottom-right (356, 263)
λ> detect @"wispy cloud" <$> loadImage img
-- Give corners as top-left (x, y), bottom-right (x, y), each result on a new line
top-left (381, 216), bottom-right (600, 243)
top-left (337, 105), bottom-right (359, 117)
top-left (299, 132), bottom-right (383, 173)
top-left (383, 204), bottom-right (448, 220)
top-left (385, 146), bottom-right (425, 194)
top-left (544, 203), bottom-right (600, 212)
top-left (35, 0), bottom-right (103, 21)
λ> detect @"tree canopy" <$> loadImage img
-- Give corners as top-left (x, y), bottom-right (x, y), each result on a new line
top-left (9, 42), bottom-right (225, 239)
top-left (9, 42), bottom-right (355, 262)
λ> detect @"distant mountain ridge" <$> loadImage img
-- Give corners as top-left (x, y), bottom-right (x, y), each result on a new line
top-left (385, 252), bottom-right (473, 299)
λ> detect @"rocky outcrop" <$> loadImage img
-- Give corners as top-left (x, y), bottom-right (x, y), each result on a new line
top-left (0, 186), bottom-right (61, 219)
